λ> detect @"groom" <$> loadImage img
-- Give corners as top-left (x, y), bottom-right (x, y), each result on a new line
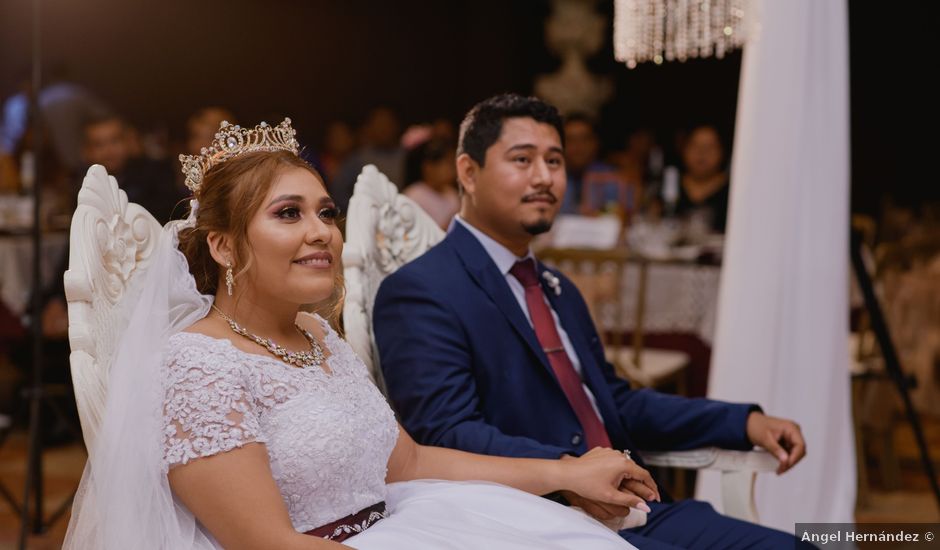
top-left (373, 93), bottom-right (809, 548)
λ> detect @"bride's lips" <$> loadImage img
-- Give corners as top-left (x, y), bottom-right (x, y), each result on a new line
top-left (292, 251), bottom-right (333, 269)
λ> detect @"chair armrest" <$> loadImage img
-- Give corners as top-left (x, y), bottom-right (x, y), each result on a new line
top-left (638, 447), bottom-right (778, 472)
top-left (637, 447), bottom-right (778, 523)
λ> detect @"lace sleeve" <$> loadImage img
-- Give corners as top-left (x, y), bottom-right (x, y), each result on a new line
top-left (162, 336), bottom-right (266, 469)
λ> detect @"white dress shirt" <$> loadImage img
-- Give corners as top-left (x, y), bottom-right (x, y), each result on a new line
top-left (454, 216), bottom-right (603, 419)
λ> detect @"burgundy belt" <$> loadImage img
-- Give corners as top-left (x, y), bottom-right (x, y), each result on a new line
top-left (304, 501), bottom-right (388, 542)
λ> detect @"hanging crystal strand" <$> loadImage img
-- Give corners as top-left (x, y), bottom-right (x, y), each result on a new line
top-left (642, 0), bottom-right (654, 64)
top-left (638, 0), bottom-right (648, 65)
top-left (714, 0), bottom-right (726, 58)
top-left (689, 0), bottom-right (701, 59)
top-left (664, 0), bottom-right (677, 61)
top-left (732, 0), bottom-right (747, 47)
top-left (633, 0), bottom-right (645, 65)
top-left (652, 0), bottom-right (665, 64)
top-left (676, 0), bottom-right (688, 61)
top-left (614, 0), bottom-right (626, 65)
top-left (615, 0), bottom-right (637, 68)
top-left (700, 0), bottom-right (711, 57)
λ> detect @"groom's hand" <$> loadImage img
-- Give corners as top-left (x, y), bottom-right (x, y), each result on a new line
top-left (560, 490), bottom-right (633, 520)
top-left (746, 411), bottom-right (806, 474)
top-left (558, 454), bottom-right (652, 520)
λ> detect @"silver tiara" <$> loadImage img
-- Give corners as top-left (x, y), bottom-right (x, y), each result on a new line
top-left (179, 118), bottom-right (299, 194)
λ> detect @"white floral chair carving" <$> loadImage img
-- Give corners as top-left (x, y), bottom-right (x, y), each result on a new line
top-left (342, 165), bottom-right (778, 522)
top-left (342, 165), bottom-right (445, 394)
top-left (64, 165), bottom-right (163, 454)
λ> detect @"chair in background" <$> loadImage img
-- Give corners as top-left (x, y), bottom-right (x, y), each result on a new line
top-left (538, 248), bottom-right (690, 393)
top-left (342, 165), bottom-right (777, 522)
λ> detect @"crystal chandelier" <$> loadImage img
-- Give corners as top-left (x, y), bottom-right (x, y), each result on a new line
top-left (614, 0), bottom-right (748, 68)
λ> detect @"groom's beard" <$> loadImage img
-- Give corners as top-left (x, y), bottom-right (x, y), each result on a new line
top-left (521, 191), bottom-right (557, 236)
top-left (523, 219), bottom-right (553, 235)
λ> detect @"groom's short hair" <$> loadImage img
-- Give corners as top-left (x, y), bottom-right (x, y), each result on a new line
top-left (457, 94), bottom-right (564, 167)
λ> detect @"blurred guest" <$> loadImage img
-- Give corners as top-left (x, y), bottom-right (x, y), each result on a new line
top-left (332, 106), bottom-right (406, 214)
top-left (673, 125), bottom-right (730, 233)
top-left (0, 72), bottom-right (30, 155)
top-left (82, 115), bottom-right (183, 224)
top-left (608, 129), bottom-right (661, 194)
top-left (186, 107), bottom-right (236, 155)
top-left (430, 117), bottom-right (457, 142)
top-left (403, 134), bottom-right (458, 229)
top-left (317, 120), bottom-right (356, 185)
top-left (5, 64), bottom-right (113, 173)
top-left (138, 124), bottom-right (171, 161)
top-left (563, 114), bottom-right (639, 222)
top-left (12, 125), bottom-right (73, 219)
top-left (179, 107), bottom-right (237, 194)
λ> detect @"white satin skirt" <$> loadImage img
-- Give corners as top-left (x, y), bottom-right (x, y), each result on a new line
top-left (346, 480), bottom-right (635, 550)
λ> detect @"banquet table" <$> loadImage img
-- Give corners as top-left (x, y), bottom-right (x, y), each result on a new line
top-left (0, 230), bottom-right (69, 317)
top-left (541, 248), bottom-right (721, 396)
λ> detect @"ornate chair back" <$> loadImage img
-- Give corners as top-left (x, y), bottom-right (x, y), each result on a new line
top-left (65, 165), bottom-right (164, 454)
top-left (341, 165), bottom-right (445, 389)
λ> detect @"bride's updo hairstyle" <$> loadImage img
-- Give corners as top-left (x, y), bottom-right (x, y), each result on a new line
top-left (177, 150), bottom-right (345, 321)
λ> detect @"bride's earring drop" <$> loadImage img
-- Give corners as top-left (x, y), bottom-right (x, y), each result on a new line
top-left (225, 262), bottom-right (235, 296)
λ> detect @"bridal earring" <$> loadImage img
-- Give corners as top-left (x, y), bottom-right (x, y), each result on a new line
top-left (225, 262), bottom-right (235, 296)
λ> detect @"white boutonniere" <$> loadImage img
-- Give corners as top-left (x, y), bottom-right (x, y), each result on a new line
top-left (542, 271), bottom-right (562, 296)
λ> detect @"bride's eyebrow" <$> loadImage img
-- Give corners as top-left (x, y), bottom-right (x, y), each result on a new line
top-left (266, 194), bottom-right (304, 207)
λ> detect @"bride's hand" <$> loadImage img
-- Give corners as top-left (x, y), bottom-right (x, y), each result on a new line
top-left (561, 447), bottom-right (660, 510)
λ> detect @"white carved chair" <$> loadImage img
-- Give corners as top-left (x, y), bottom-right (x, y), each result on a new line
top-left (342, 165), bottom-right (778, 523)
top-left (64, 165), bottom-right (164, 454)
top-left (342, 165), bottom-right (445, 394)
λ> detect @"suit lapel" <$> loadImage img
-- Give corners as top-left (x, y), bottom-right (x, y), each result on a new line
top-left (447, 224), bottom-right (554, 375)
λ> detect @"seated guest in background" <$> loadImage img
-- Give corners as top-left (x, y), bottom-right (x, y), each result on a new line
top-left (375, 93), bottom-right (811, 549)
top-left (673, 124), bottom-right (730, 233)
top-left (317, 120), bottom-right (356, 185)
top-left (82, 115), bottom-right (183, 225)
top-left (429, 117), bottom-right (457, 142)
top-left (13, 124), bottom-right (74, 218)
top-left (403, 133), bottom-right (459, 230)
top-left (4, 61), bottom-right (112, 175)
top-left (0, 71), bottom-right (30, 156)
top-left (181, 107), bottom-right (238, 206)
top-left (608, 129), bottom-right (660, 198)
top-left (562, 114), bottom-right (639, 223)
top-left (332, 106), bottom-right (406, 215)
top-left (185, 107), bottom-right (236, 157)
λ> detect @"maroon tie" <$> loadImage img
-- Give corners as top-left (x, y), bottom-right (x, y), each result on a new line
top-left (509, 259), bottom-right (612, 449)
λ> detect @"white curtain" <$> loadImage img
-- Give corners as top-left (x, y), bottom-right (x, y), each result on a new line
top-left (695, 0), bottom-right (856, 530)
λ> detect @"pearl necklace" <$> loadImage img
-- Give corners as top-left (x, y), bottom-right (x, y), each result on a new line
top-left (212, 305), bottom-right (325, 369)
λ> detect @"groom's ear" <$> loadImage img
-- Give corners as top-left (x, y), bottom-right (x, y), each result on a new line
top-left (456, 153), bottom-right (478, 197)
top-left (206, 231), bottom-right (234, 268)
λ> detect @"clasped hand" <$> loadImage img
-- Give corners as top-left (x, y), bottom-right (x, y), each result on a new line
top-left (560, 447), bottom-right (660, 520)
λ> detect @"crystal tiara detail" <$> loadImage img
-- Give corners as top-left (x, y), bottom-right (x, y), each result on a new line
top-left (179, 118), bottom-right (299, 194)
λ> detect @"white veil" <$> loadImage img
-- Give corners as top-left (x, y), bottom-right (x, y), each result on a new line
top-left (63, 219), bottom-right (217, 549)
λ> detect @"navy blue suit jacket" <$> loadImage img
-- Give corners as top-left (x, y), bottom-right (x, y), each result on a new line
top-left (374, 222), bottom-right (758, 460)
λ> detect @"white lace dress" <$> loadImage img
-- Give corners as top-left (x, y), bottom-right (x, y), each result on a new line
top-left (162, 315), bottom-right (633, 549)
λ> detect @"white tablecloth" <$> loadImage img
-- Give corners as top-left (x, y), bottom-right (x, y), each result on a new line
top-left (616, 262), bottom-right (720, 344)
top-left (547, 255), bottom-right (721, 344)
top-left (0, 232), bottom-right (69, 316)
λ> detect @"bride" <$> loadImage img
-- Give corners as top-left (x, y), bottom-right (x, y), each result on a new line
top-left (63, 119), bottom-right (657, 549)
